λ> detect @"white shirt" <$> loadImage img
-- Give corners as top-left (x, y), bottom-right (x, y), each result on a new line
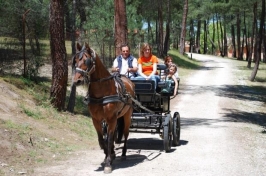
top-left (174, 71), bottom-right (179, 78)
top-left (113, 55), bottom-right (138, 77)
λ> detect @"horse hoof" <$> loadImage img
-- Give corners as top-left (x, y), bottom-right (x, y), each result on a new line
top-left (104, 166), bottom-right (112, 174)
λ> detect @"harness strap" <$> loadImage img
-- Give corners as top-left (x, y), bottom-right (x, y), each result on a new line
top-left (90, 75), bottom-right (114, 83)
top-left (86, 95), bottom-right (123, 104)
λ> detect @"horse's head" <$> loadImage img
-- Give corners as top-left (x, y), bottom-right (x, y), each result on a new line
top-left (72, 42), bottom-right (96, 85)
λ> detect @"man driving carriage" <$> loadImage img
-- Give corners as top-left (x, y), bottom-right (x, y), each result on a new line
top-left (111, 44), bottom-right (138, 78)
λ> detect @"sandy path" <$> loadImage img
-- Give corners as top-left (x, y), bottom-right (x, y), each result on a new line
top-left (34, 54), bottom-right (266, 176)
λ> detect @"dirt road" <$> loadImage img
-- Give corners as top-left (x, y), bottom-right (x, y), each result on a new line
top-left (35, 54), bottom-right (266, 176)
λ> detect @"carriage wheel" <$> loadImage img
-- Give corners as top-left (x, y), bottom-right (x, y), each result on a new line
top-left (172, 112), bottom-right (181, 146)
top-left (163, 114), bottom-right (172, 152)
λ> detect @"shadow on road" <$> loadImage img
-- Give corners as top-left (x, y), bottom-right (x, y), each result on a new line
top-left (92, 137), bottom-right (189, 172)
top-left (126, 137), bottom-right (166, 151)
top-left (180, 114), bottom-right (265, 133)
top-left (94, 153), bottom-right (147, 172)
top-left (179, 84), bottom-right (265, 130)
top-left (221, 108), bottom-right (266, 133)
top-left (181, 84), bottom-right (266, 103)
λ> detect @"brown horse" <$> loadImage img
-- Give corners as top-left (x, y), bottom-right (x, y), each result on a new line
top-left (72, 42), bottom-right (135, 173)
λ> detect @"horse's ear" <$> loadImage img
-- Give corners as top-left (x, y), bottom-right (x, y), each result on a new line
top-left (85, 42), bottom-right (90, 50)
top-left (76, 43), bottom-right (82, 51)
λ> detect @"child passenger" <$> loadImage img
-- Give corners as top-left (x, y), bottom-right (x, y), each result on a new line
top-left (161, 64), bottom-right (178, 96)
top-left (164, 55), bottom-right (179, 79)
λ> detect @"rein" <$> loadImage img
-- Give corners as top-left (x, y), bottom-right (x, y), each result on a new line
top-left (90, 75), bottom-right (114, 83)
top-left (84, 73), bottom-right (131, 105)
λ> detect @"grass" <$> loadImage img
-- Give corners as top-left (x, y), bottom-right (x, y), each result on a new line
top-left (167, 49), bottom-right (202, 81)
top-left (227, 58), bottom-right (266, 87)
top-left (168, 49), bottom-right (202, 69)
top-left (0, 75), bottom-right (98, 174)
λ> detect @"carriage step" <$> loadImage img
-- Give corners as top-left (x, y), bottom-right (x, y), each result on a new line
top-left (129, 128), bottom-right (160, 134)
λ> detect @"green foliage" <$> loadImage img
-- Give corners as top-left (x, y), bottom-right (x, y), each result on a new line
top-left (168, 49), bottom-right (202, 69)
top-left (0, 37), bottom-right (46, 78)
top-left (0, 0), bottom-right (49, 38)
top-left (26, 55), bottom-right (45, 78)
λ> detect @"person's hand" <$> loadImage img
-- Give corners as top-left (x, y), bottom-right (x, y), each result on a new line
top-left (115, 67), bottom-right (119, 72)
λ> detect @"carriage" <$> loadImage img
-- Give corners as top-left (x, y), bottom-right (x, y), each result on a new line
top-left (73, 43), bottom-right (180, 173)
top-left (102, 63), bottom-right (181, 152)
top-left (129, 64), bottom-right (180, 152)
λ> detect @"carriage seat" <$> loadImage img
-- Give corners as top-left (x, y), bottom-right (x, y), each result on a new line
top-left (131, 64), bottom-right (179, 95)
top-left (131, 80), bottom-right (155, 94)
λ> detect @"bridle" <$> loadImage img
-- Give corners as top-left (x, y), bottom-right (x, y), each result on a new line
top-left (73, 46), bottom-right (114, 83)
top-left (73, 46), bottom-right (96, 78)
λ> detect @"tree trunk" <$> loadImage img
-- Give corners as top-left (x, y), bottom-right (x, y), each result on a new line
top-left (240, 11), bottom-right (246, 60)
top-left (163, 0), bottom-right (171, 56)
top-left (179, 0), bottom-right (188, 55)
top-left (247, 2), bottom-right (257, 68)
top-left (219, 16), bottom-right (224, 57)
top-left (216, 14), bottom-right (221, 55)
top-left (67, 82), bottom-right (76, 113)
top-left (212, 16), bottom-right (215, 54)
top-left (76, 0), bottom-right (86, 43)
top-left (203, 20), bottom-right (207, 54)
top-left (196, 20), bottom-right (201, 53)
top-left (223, 16), bottom-right (228, 57)
top-left (236, 11), bottom-right (242, 60)
top-left (231, 22), bottom-right (236, 58)
top-left (157, 0), bottom-right (164, 57)
top-left (243, 11), bottom-right (249, 61)
top-left (71, 0), bottom-right (76, 56)
top-left (250, 0), bottom-right (265, 81)
top-left (263, 27), bottom-right (266, 63)
top-left (49, 0), bottom-right (68, 111)
top-left (114, 0), bottom-right (127, 56)
top-left (189, 19), bottom-right (194, 54)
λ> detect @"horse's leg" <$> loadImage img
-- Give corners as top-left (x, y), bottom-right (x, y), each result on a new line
top-left (121, 109), bottom-right (132, 160)
top-left (104, 118), bottom-right (117, 174)
top-left (116, 117), bottom-right (124, 144)
top-left (92, 118), bottom-right (107, 155)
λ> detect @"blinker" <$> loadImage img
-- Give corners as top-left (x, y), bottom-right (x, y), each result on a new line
top-left (85, 58), bottom-right (91, 66)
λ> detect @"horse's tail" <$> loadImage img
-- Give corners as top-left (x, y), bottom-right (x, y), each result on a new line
top-left (115, 117), bottom-right (125, 144)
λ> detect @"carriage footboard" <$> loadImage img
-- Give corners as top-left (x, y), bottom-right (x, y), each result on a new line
top-left (130, 113), bottom-right (166, 134)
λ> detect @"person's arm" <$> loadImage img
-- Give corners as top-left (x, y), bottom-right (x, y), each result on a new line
top-left (145, 63), bottom-right (157, 81)
top-left (137, 64), bottom-right (148, 79)
top-left (111, 58), bottom-right (119, 72)
top-left (174, 70), bottom-right (179, 78)
top-left (147, 57), bottom-right (158, 78)
top-left (149, 63), bottom-right (157, 76)
top-left (128, 58), bottom-right (138, 73)
top-left (172, 75), bottom-right (178, 96)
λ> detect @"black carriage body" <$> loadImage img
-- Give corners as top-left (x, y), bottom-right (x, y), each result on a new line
top-left (130, 64), bottom-right (175, 134)
top-left (103, 64), bottom-right (180, 152)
